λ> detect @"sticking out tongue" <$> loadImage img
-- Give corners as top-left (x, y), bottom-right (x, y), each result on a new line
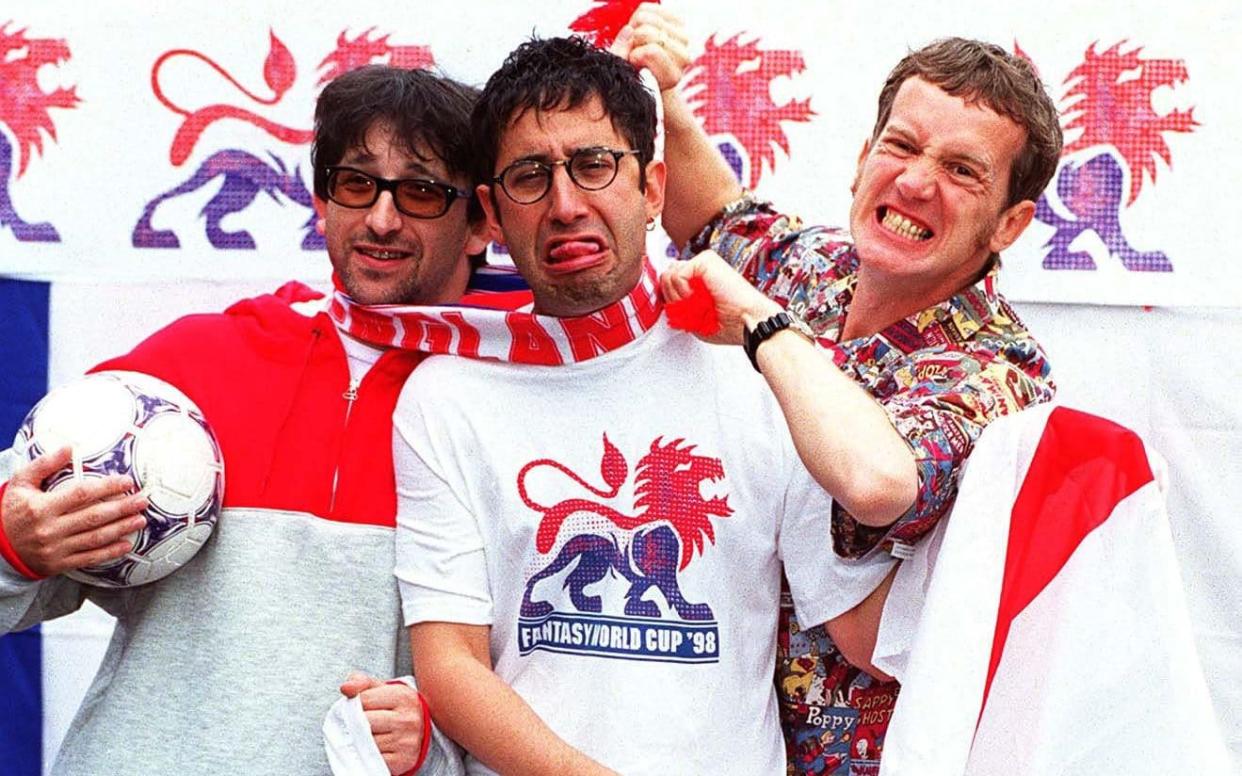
top-left (549, 239), bottom-right (603, 262)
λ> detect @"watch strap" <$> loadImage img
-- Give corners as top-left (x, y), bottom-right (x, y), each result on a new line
top-left (743, 311), bottom-right (811, 372)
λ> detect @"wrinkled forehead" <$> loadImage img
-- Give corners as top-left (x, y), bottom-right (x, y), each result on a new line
top-left (885, 77), bottom-right (1026, 159)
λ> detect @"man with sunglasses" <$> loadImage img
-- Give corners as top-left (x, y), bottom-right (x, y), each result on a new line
top-left (355, 36), bottom-right (892, 776)
top-left (0, 65), bottom-right (487, 775)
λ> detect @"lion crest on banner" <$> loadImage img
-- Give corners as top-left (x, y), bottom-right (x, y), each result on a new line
top-left (132, 29), bottom-right (434, 251)
top-left (1033, 41), bottom-right (1198, 272)
top-left (685, 34), bottom-right (815, 190)
top-left (0, 22), bottom-right (79, 243)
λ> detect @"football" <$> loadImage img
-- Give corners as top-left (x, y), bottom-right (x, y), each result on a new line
top-left (13, 370), bottom-right (224, 587)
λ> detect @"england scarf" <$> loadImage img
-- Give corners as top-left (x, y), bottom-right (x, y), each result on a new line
top-left (874, 404), bottom-right (1230, 775)
top-left (329, 261), bottom-right (663, 364)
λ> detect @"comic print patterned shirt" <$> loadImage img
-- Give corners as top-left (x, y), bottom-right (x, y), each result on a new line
top-left (687, 194), bottom-right (1056, 776)
top-left (687, 194), bottom-right (1055, 560)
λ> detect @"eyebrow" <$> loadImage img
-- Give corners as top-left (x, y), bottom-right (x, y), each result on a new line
top-left (884, 126), bottom-right (993, 175)
top-left (339, 151), bottom-right (444, 179)
top-left (945, 149), bottom-right (993, 176)
top-left (344, 162), bottom-right (444, 181)
top-left (511, 145), bottom-right (613, 164)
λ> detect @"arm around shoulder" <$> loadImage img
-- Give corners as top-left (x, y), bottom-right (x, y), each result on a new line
top-left (611, 5), bottom-right (742, 247)
top-left (752, 327), bottom-right (918, 528)
top-left (659, 89), bottom-right (744, 248)
top-left (824, 565), bottom-right (899, 681)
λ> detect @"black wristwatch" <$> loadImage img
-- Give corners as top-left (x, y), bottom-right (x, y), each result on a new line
top-left (742, 311), bottom-right (814, 372)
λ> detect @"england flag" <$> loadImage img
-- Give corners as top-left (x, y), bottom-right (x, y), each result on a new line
top-left (876, 404), bottom-right (1231, 775)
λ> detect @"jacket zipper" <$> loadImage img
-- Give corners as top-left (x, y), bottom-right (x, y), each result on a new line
top-left (328, 377), bottom-right (361, 513)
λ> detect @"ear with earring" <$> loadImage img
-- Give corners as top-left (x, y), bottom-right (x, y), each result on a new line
top-left (646, 216), bottom-right (657, 232)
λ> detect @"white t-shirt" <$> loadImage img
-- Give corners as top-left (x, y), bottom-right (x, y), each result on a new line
top-left (394, 319), bottom-right (894, 776)
top-left (338, 329), bottom-right (385, 383)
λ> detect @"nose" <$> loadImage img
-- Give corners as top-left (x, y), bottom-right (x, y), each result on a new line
top-left (894, 156), bottom-right (936, 201)
top-left (546, 164), bottom-right (589, 224)
top-left (365, 191), bottom-right (403, 236)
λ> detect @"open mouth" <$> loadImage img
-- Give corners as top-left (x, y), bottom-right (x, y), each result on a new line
top-left (878, 206), bottom-right (933, 241)
top-left (545, 236), bottom-right (609, 273)
top-left (355, 246), bottom-right (411, 263)
top-left (1151, 68), bottom-right (1195, 117)
top-left (5, 32), bottom-right (79, 111)
top-left (698, 474), bottom-right (730, 504)
top-left (40, 52), bottom-right (76, 94)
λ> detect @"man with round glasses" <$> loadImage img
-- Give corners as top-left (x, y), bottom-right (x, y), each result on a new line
top-left (372, 35), bottom-right (893, 776)
top-left (0, 64), bottom-right (485, 775)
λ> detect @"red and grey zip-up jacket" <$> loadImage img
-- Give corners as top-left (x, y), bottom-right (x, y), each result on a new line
top-left (0, 283), bottom-right (463, 775)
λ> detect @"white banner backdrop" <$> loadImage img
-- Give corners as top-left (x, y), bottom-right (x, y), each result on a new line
top-left (0, 0), bottom-right (1238, 305)
top-left (1, 0), bottom-right (1239, 772)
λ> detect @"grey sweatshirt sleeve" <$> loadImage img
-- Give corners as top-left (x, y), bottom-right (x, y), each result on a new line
top-left (418, 723), bottom-right (466, 776)
top-left (0, 446), bottom-right (91, 633)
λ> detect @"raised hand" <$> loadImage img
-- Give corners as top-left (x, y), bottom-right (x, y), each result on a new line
top-left (610, 3), bottom-right (692, 92)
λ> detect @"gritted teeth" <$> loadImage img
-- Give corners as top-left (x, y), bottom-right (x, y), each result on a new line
top-left (879, 206), bottom-right (933, 241)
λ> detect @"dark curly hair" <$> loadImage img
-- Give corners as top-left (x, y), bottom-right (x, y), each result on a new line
top-left (312, 65), bottom-right (482, 220)
top-left (471, 36), bottom-right (656, 190)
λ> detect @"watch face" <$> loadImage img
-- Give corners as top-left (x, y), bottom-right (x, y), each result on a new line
top-left (789, 314), bottom-right (814, 339)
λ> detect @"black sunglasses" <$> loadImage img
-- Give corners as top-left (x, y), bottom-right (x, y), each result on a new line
top-left (324, 166), bottom-right (473, 219)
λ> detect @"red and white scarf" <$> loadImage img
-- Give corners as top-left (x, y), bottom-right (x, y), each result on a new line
top-left (330, 260), bottom-right (664, 366)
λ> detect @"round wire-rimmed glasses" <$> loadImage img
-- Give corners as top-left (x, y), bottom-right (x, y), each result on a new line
top-left (492, 148), bottom-right (642, 204)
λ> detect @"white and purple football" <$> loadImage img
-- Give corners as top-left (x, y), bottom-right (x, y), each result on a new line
top-left (13, 370), bottom-right (224, 587)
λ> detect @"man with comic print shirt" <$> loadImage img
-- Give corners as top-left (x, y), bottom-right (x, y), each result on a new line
top-left (615, 6), bottom-right (1059, 773)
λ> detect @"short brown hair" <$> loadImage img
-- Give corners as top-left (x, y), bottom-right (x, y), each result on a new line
top-left (871, 38), bottom-right (1063, 207)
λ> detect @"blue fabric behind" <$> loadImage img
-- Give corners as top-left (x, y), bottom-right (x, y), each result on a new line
top-left (0, 278), bottom-right (50, 776)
